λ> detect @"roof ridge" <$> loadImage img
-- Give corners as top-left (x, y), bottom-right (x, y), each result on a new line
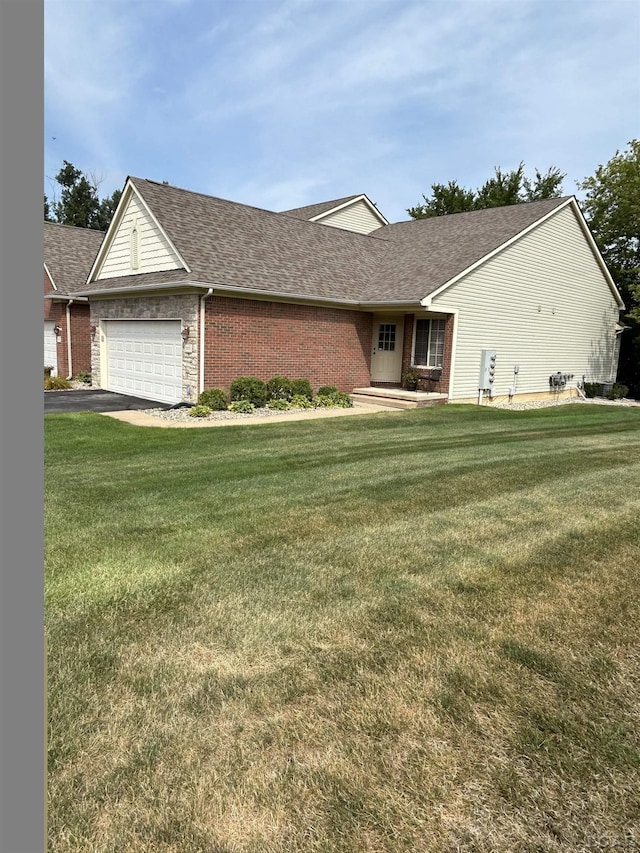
top-left (44, 221), bottom-right (106, 234)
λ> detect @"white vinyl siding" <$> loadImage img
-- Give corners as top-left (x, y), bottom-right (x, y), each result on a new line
top-left (97, 192), bottom-right (182, 279)
top-left (431, 205), bottom-right (621, 400)
top-left (317, 200), bottom-right (383, 234)
top-left (104, 320), bottom-right (183, 404)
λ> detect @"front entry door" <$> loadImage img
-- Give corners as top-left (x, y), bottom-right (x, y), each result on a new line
top-left (371, 316), bottom-right (404, 382)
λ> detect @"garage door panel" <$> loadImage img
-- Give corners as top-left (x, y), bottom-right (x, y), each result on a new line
top-left (44, 321), bottom-right (58, 377)
top-left (105, 320), bottom-right (182, 404)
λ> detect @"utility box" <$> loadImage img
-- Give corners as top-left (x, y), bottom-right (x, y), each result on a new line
top-left (479, 349), bottom-right (497, 389)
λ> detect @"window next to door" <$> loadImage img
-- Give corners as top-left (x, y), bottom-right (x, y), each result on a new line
top-left (413, 318), bottom-right (445, 367)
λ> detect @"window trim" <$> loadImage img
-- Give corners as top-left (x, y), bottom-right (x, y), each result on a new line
top-left (412, 317), bottom-right (445, 368)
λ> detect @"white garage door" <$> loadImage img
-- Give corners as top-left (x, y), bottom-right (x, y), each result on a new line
top-left (105, 320), bottom-right (183, 404)
top-left (44, 320), bottom-right (58, 377)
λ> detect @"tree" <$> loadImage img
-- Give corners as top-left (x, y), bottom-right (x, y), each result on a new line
top-left (408, 162), bottom-right (566, 219)
top-left (578, 140), bottom-right (640, 397)
top-left (46, 160), bottom-right (122, 230)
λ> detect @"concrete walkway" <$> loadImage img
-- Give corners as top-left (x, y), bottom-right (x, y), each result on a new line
top-left (101, 400), bottom-right (396, 428)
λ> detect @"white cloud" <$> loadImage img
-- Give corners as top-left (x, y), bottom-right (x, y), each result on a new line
top-left (44, 0), bottom-right (640, 222)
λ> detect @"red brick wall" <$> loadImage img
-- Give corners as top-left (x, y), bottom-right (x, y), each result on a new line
top-left (44, 301), bottom-right (91, 376)
top-left (203, 295), bottom-right (372, 393)
top-left (69, 304), bottom-right (91, 375)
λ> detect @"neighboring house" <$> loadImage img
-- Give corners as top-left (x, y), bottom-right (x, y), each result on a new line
top-left (71, 176), bottom-right (624, 406)
top-left (44, 222), bottom-right (105, 378)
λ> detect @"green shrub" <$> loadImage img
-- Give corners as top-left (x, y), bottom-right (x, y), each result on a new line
top-left (317, 385), bottom-right (338, 397)
top-left (230, 376), bottom-right (267, 407)
top-left (290, 394), bottom-right (313, 409)
top-left (313, 391), bottom-right (352, 409)
top-left (266, 398), bottom-right (292, 411)
top-left (228, 400), bottom-right (255, 414)
top-left (607, 383), bottom-right (628, 400)
top-left (266, 375), bottom-right (293, 401)
top-left (189, 405), bottom-right (212, 418)
top-left (290, 378), bottom-right (313, 400)
top-left (583, 382), bottom-right (600, 398)
top-left (44, 376), bottom-right (72, 391)
top-left (198, 388), bottom-right (228, 410)
top-left (75, 371), bottom-right (92, 385)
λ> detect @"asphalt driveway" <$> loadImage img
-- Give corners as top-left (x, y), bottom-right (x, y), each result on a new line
top-left (44, 389), bottom-right (174, 414)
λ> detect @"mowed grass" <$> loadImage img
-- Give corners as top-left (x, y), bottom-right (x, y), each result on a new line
top-left (45, 405), bottom-right (640, 852)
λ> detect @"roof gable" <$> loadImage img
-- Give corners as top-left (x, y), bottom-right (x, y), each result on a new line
top-left (282, 194), bottom-right (388, 234)
top-left (44, 222), bottom-right (105, 294)
top-left (89, 180), bottom-right (188, 282)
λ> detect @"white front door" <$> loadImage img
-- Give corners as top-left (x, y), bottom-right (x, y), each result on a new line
top-left (370, 316), bottom-right (404, 382)
top-left (104, 320), bottom-right (183, 404)
top-left (44, 321), bottom-right (58, 376)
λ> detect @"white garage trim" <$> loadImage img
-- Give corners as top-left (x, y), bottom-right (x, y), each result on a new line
top-left (104, 319), bottom-right (183, 404)
top-left (44, 320), bottom-right (58, 376)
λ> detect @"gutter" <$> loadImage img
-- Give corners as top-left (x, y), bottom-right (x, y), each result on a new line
top-left (66, 300), bottom-right (74, 379)
top-left (199, 288), bottom-right (213, 394)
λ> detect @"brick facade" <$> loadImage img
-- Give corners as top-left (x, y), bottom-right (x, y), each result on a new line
top-left (44, 271), bottom-right (91, 377)
top-left (203, 295), bottom-right (372, 393)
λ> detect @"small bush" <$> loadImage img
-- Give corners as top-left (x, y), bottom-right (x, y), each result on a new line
top-left (198, 388), bottom-right (228, 410)
top-left (189, 405), bottom-right (212, 418)
top-left (290, 378), bottom-right (313, 400)
top-left (328, 391), bottom-right (353, 408)
top-left (44, 366), bottom-right (54, 378)
top-left (230, 376), bottom-right (267, 408)
top-left (44, 376), bottom-right (72, 390)
top-left (266, 375), bottom-right (293, 401)
top-left (607, 383), bottom-right (628, 400)
top-left (266, 398), bottom-right (292, 411)
top-left (290, 394), bottom-right (313, 409)
top-left (75, 371), bottom-right (92, 385)
top-left (583, 382), bottom-right (600, 398)
top-left (228, 400), bottom-right (255, 414)
top-left (317, 385), bottom-right (338, 397)
top-left (313, 391), bottom-right (353, 409)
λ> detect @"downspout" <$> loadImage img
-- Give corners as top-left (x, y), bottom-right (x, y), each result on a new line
top-left (66, 299), bottom-right (74, 379)
top-left (199, 288), bottom-right (213, 395)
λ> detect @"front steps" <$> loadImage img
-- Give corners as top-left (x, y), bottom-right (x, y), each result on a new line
top-left (351, 387), bottom-right (448, 409)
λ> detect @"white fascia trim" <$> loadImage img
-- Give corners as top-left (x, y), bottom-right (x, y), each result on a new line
top-left (44, 263), bottom-right (57, 290)
top-left (420, 198), bottom-right (574, 308)
top-left (75, 280), bottom-right (197, 297)
top-left (310, 194), bottom-right (389, 226)
top-left (209, 283), bottom-right (362, 307)
top-left (87, 180), bottom-right (191, 283)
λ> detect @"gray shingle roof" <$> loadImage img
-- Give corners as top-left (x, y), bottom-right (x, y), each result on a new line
top-left (84, 179), bottom-right (571, 306)
top-left (86, 179), bottom-right (389, 301)
top-left (45, 222), bottom-right (105, 294)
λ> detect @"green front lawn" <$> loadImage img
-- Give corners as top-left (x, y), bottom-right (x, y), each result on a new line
top-left (45, 405), bottom-right (640, 852)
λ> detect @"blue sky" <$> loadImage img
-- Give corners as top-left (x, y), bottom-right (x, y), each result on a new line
top-left (44, 0), bottom-right (640, 223)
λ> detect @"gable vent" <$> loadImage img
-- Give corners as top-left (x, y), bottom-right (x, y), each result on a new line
top-left (130, 219), bottom-right (139, 270)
